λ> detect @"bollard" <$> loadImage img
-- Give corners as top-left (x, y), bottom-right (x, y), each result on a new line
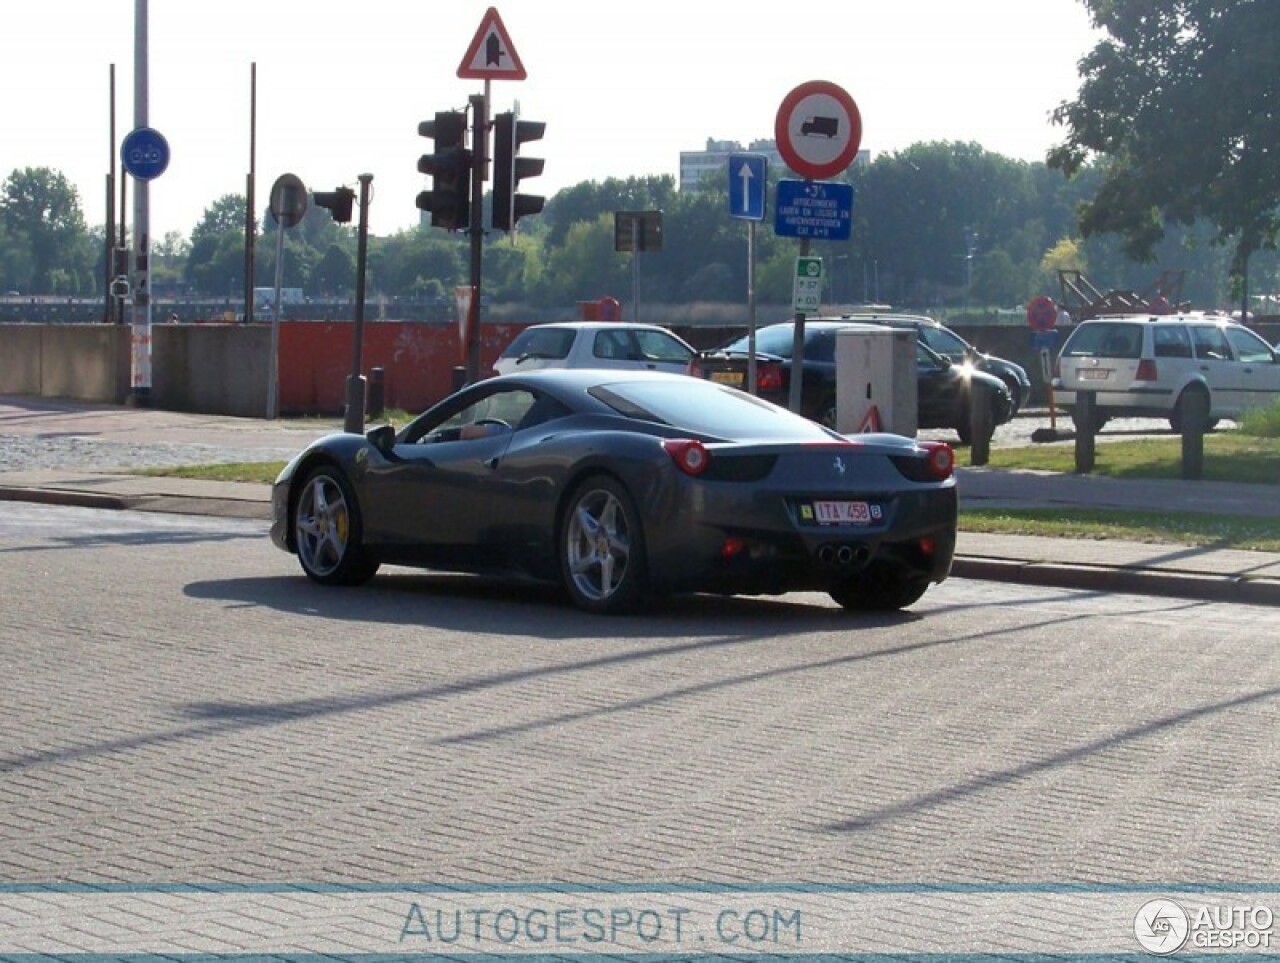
top-left (452, 366), bottom-right (467, 392)
top-left (367, 366), bottom-right (385, 419)
top-left (342, 374), bottom-right (367, 434)
top-left (1073, 390), bottom-right (1096, 473)
top-left (968, 381), bottom-right (992, 466)
top-left (1178, 390), bottom-right (1209, 480)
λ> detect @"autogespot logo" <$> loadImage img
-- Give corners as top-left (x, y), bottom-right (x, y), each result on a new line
top-left (1135, 898), bottom-right (1190, 955)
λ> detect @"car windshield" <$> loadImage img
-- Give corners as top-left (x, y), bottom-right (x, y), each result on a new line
top-left (590, 379), bottom-right (835, 441)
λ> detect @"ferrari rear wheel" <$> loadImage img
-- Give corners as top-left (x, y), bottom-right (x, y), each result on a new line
top-left (560, 474), bottom-right (647, 614)
top-left (829, 562), bottom-right (929, 611)
top-left (294, 465), bottom-right (379, 586)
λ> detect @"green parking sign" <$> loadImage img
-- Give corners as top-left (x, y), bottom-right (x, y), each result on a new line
top-left (793, 256), bottom-right (823, 314)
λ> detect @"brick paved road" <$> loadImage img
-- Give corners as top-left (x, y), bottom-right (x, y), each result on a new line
top-left (2, 504), bottom-right (1277, 886)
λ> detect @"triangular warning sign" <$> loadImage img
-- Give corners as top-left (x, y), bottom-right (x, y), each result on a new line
top-left (857, 405), bottom-right (881, 433)
top-left (457, 8), bottom-right (527, 80)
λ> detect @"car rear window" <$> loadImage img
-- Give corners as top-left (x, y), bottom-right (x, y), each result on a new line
top-left (590, 379), bottom-right (833, 441)
top-left (1061, 322), bottom-right (1143, 359)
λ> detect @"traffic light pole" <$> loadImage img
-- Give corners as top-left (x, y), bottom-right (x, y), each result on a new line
top-left (465, 91), bottom-right (487, 384)
top-left (343, 174), bottom-right (374, 434)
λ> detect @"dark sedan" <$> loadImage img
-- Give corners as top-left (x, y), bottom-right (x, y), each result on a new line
top-left (271, 370), bottom-right (958, 613)
top-left (688, 320), bottom-right (1013, 443)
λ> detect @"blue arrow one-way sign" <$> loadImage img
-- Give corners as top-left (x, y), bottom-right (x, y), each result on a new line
top-left (727, 153), bottom-right (767, 221)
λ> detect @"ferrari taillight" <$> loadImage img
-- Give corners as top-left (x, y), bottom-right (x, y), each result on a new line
top-left (663, 438), bottom-right (710, 476)
top-left (920, 441), bottom-right (955, 480)
top-left (757, 362), bottom-right (785, 392)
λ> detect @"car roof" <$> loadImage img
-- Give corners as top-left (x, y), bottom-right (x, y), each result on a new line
top-left (1077, 312), bottom-right (1236, 324)
top-left (516, 321), bottom-right (678, 333)
top-left (489, 368), bottom-right (696, 390)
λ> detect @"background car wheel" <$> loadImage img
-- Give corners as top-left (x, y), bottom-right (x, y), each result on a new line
top-left (293, 465), bottom-right (379, 586)
top-left (559, 474), bottom-right (647, 614)
top-left (829, 562), bottom-right (929, 611)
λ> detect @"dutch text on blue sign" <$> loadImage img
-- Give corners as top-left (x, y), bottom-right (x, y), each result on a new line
top-left (774, 180), bottom-right (853, 240)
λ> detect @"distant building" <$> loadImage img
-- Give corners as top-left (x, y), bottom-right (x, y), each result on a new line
top-left (679, 138), bottom-right (870, 193)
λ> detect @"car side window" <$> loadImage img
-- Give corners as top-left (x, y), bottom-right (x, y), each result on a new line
top-left (1152, 325), bottom-right (1192, 359)
top-left (1224, 325), bottom-right (1276, 364)
top-left (414, 388), bottom-right (538, 443)
top-left (593, 331), bottom-right (632, 361)
top-left (634, 330), bottom-right (691, 363)
top-left (1190, 326), bottom-right (1232, 361)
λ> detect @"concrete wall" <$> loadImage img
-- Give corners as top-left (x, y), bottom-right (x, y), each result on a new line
top-left (152, 324), bottom-right (270, 418)
top-left (0, 324), bottom-right (130, 403)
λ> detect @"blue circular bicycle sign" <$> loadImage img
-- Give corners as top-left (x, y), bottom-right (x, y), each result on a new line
top-left (121, 127), bottom-right (171, 181)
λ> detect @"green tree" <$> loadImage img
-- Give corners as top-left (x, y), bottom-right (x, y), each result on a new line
top-left (191, 194), bottom-right (247, 243)
top-left (0, 167), bottom-right (93, 294)
top-left (1049, 0), bottom-right (1280, 293)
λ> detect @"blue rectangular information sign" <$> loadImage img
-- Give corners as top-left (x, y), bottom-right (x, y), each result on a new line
top-left (774, 180), bottom-right (853, 240)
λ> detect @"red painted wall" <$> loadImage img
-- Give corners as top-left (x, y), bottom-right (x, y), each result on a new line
top-left (277, 321), bottom-right (527, 413)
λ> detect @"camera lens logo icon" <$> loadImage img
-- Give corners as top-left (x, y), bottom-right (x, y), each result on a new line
top-left (1134, 898), bottom-right (1190, 955)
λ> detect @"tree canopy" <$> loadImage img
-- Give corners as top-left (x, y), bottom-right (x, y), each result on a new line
top-left (1049, 0), bottom-right (1280, 281)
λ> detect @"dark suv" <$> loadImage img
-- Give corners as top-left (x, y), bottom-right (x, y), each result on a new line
top-left (688, 320), bottom-right (1013, 443)
top-left (836, 312), bottom-right (1032, 413)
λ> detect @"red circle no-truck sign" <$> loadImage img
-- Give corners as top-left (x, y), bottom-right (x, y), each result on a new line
top-left (1027, 295), bottom-right (1057, 332)
top-left (775, 80), bottom-right (862, 180)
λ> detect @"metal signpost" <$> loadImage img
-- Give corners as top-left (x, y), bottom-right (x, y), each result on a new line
top-left (774, 80), bottom-right (862, 413)
top-left (455, 7), bottom-right (527, 383)
top-left (266, 174), bottom-right (307, 419)
top-left (728, 153), bottom-right (766, 394)
top-left (120, 123), bottom-right (170, 406)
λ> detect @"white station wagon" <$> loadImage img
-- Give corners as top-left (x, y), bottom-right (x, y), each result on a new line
top-left (492, 321), bottom-right (696, 377)
top-left (1053, 313), bottom-right (1280, 431)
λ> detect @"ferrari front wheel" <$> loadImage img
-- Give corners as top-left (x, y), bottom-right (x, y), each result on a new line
top-left (560, 475), bottom-right (647, 614)
top-left (293, 465), bottom-right (379, 586)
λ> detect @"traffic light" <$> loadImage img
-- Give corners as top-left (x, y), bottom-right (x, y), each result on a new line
top-left (416, 110), bottom-right (471, 231)
top-left (313, 187), bottom-right (355, 224)
top-left (491, 111), bottom-right (545, 232)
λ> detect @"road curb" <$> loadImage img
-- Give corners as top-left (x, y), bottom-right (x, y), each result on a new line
top-left (0, 486), bottom-right (130, 512)
top-left (951, 556), bottom-right (1280, 606)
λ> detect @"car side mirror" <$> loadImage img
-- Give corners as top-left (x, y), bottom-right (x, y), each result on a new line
top-left (367, 423), bottom-right (396, 455)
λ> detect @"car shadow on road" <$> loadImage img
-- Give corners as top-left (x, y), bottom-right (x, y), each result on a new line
top-left (182, 570), bottom-right (922, 640)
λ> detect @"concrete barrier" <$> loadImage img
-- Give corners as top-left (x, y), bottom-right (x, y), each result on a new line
top-left (0, 324), bottom-right (130, 403)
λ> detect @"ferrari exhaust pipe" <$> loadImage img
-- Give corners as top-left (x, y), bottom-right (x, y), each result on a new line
top-left (819, 544), bottom-right (871, 568)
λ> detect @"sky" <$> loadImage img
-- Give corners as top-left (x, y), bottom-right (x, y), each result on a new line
top-left (8, 0), bottom-right (1102, 241)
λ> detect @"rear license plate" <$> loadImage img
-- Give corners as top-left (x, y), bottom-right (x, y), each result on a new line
top-left (1079, 368), bottom-right (1111, 381)
top-left (812, 500), bottom-right (878, 525)
top-left (710, 371), bottom-right (744, 386)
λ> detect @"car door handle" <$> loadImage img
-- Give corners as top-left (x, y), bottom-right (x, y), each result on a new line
top-left (484, 456), bottom-right (501, 470)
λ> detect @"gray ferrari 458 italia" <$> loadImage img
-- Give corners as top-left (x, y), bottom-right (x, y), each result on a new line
top-left (270, 369), bottom-right (958, 614)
